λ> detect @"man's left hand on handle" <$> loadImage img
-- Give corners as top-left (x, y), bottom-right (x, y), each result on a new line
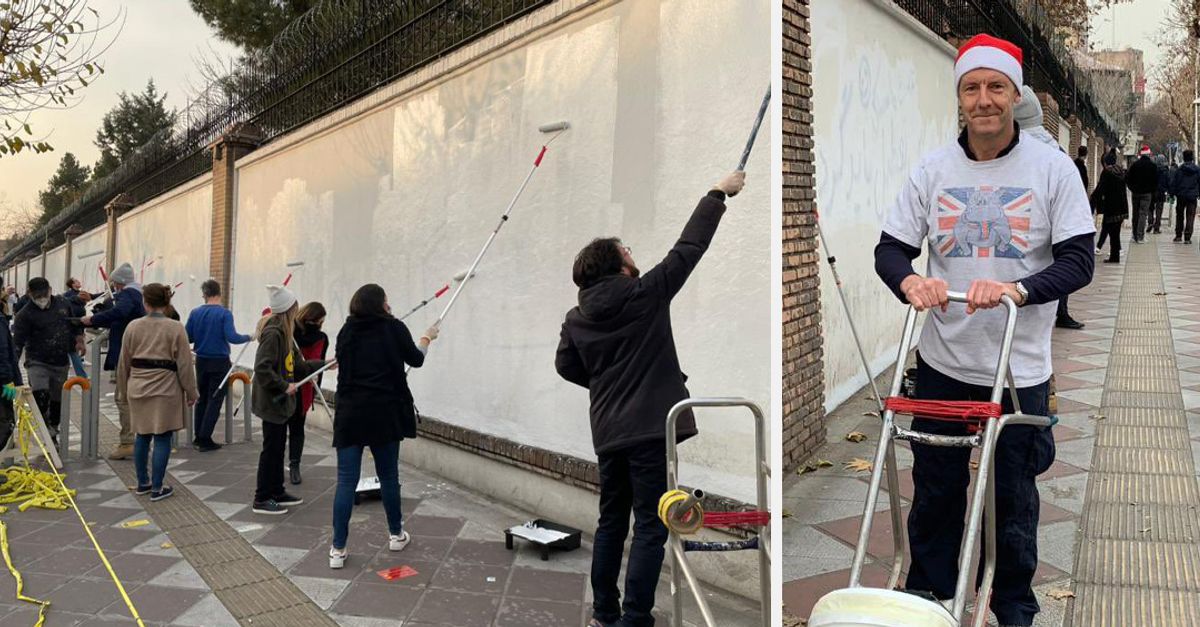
top-left (965, 279), bottom-right (1023, 314)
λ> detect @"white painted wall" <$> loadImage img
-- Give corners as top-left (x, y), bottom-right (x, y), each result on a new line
top-left (45, 245), bottom-right (67, 292)
top-left (1057, 119), bottom-right (1071, 153)
top-left (115, 180), bottom-right (213, 316)
top-left (231, 0), bottom-right (770, 502)
top-left (811, 0), bottom-right (959, 410)
top-left (72, 226), bottom-right (108, 295)
top-left (15, 263), bottom-right (27, 296)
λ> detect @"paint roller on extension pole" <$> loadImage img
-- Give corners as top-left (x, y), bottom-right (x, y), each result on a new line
top-left (431, 120), bottom-right (570, 330)
top-left (737, 86), bottom-right (771, 171)
top-left (815, 216), bottom-right (883, 412)
top-left (398, 284), bottom-right (451, 321)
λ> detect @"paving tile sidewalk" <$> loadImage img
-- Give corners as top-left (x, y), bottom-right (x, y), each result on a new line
top-left (781, 230), bottom-right (1142, 625)
top-left (77, 378), bottom-right (762, 626)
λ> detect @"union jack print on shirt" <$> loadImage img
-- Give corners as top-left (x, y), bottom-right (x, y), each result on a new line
top-left (933, 185), bottom-right (1033, 259)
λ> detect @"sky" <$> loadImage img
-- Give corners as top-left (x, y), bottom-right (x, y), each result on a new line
top-left (1090, 0), bottom-right (1172, 91)
top-left (0, 1), bottom-right (237, 216)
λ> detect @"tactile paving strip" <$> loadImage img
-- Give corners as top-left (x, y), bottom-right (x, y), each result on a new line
top-left (94, 414), bottom-right (337, 625)
top-left (1071, 241), bottom-right (1200, 626)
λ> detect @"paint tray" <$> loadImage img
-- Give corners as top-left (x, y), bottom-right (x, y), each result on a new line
top-left (504, 518), bottom-right (581, 561)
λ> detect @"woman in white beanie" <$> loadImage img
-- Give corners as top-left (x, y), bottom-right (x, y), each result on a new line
top-left (250, 284), bottom-right (332, 515)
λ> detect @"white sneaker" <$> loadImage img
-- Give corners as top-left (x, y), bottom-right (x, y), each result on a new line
top-left (388, 531), bottom-right (411, 552)
top-left (329, 546), bottom-right (346, 569)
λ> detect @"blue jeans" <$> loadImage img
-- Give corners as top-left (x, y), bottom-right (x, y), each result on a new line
top-left (332, 440), bottom-right (402, 550)
top-left (592, 439), bottom-right (669, 627)
top-left (905, 355), bottom-right (1055, 626)
top-left (134, 433), bottom-right (173, 491)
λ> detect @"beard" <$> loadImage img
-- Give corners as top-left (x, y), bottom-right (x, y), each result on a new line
top-left (623, 263), bottom-right (640, 279)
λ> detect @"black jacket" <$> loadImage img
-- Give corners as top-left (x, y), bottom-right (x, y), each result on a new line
top-left (1091, 165), bottom-right (1129, 222)
top-left (1172, 162), bottom-right (1200, 200)
top-left (556, 191), bottom-right (726, 455)
top-left (61, 288), bottom-right (87, 317)
top-left (90, 285), bottom-right (145, 370)
top-left (1074, 157), bottom-right (1088, 192)
top-left (0, 317), bottom-right (22, 387)
top-left (332, 315), bottom-right (425, 448)
top-left (1156, 163), bottom-right (1171, 200)
top-left (12, 295), bottom-right (82, 367)
top-left (252, 316), bottom-right (323, 424)
top-left (1125, 155), bottom-right (1158, 195)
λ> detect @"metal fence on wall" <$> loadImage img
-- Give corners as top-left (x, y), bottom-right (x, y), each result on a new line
top-left (892, 0), bottom-right (1121, 144)
top-left (2, 0), bottom-right (551, 266)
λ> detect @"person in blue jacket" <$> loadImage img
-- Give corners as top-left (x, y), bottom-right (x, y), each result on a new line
top-left (81, 261), bottom-right (146, 460)
top-left (185, 280), bottom-right (252, 452)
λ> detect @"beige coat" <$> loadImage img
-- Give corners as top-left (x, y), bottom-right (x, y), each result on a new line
top-left (117, 314), bottom-right (199, 435)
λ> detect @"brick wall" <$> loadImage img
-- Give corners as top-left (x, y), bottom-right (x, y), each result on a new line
top-left (209, 125), bottom-right (262, 304)
top-left (1037, 92), bottom-right (1060, 138)
top-left (782, 0), bottom-right (825, 472)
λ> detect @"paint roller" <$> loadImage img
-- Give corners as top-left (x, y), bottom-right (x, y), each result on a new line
top-left (430, 120), bottom-right (570, 330)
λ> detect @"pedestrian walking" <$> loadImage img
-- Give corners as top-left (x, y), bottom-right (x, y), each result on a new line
top-left (1092, 149), bottom-right (1129, 263)
top-left (12, 277), bottom-right (85, 444)
top-left (873, 34), bottom-right (1094, 627)
top-left (117, 284), bottom-right (198, 502)
top-left (1153, 154), bottom-right (1170, 233)
top-left (80, 262), bottom-right (146, 459)
top-left (327, 284), bottom-right (436, 569)
top-left (251, 285), bottom-right (331, 515)
top-left (556, 169), bottom-right (746, 627)
top-left (185, 280), bottom-right (252, 452)
top-left (1074, 145), bottom-right (1089, 194)
top-left (1125, 145), bottom-right (1158, 243)
top-left (1172, 149), bottom-right (1200, 243)
top-left (0, 297), bottom-right (21, 450)
top-left (286, 302), bottom-right (329, 485)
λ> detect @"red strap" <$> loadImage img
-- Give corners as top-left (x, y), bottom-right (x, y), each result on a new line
top-left (884, 396), bottom-right (1001, 434)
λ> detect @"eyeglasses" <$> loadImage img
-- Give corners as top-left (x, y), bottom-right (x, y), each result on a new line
top-left (621, 245), bottom-right (633, 255)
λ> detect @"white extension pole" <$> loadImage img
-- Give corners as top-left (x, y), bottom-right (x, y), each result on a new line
top-left (433, 123), bottom-right (569, 328)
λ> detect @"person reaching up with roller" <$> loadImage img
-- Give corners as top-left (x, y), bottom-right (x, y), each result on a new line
top-left (555, 170), bottom-right (746, 627)
top-left (81, 261), bottom-right (145, 460)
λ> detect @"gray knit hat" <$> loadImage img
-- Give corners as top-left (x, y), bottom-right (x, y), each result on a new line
top-left (1013, 85), bottom-right (1043, 131)
top-left (267, 285), bottom-right (297, 314)
top-left (109, 262), bottom-right (135, 285)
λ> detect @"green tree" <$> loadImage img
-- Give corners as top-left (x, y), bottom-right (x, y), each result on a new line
top-left (38, 153), bottom-right (90, 224)
top-left (0, 1), bottom-right (114, 157)
top-left (188, 0), bottom-right (317, 50)
top-left (92, 80), bottom-right (178, 180)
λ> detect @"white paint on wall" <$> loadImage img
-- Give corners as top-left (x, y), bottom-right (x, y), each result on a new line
top-left (1058, 120), bottom-right (1071, 153)
top-left (72, 226), bottom-right (108, 295)
top-left (115, 183), bottom-right (213, 317)
top-left (811, 0), bottom-right (959, 410)
top-left (232, 0), bottom-right (770, 502)
top-left (44, 245), bottom-right (67, 291)
top-left (15, 263), bottom-right (27, 296)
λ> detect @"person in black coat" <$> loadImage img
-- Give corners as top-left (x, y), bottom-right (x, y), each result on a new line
top-left (1171, 150), bottom-right (1200, 243)
top-left (0, 303), bottom-right (22, 450)
top-left (80, 262), bottom-right (146, 459)
top-left (1152, 155), bottom-right (1170, 234)
top-left (327, 284), bottom-right (438, 570)
top-left (555, 170), bottom-right (745, 627)
top-left (1125, 147), bottom-right (1158, 242)
top-left (1092, 149), bottom-right (1129, 263)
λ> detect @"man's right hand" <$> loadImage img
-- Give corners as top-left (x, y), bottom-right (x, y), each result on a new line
top-left (714, 171), bottom-right (746, 197)
top-left (900, 275), bottom-right (950, 312)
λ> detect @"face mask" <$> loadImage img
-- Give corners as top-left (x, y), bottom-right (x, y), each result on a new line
top-left (33, 297), bottom-right (50, 310)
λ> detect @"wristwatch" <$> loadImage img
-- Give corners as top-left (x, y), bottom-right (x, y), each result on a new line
top-left (1013, 281), bottom-right (1029, 306)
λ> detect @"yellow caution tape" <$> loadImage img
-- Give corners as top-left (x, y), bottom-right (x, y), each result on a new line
top-left (120, 519), bottom-right (150, 529)
top-left (658, 489), bottom-right (704, 535)
top-left (11, 400), bottom-right (146, 626)
top-left (0, 520), bottom-right (49, 626)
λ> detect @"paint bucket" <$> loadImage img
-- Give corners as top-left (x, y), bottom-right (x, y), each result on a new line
top-left (808, 588), bottom-right (956, 627)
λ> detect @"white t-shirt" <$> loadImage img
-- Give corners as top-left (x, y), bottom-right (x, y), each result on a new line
top-left (883, 136), bottom-right (1095, 387)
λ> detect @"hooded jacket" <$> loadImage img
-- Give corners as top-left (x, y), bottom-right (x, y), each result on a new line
top-left (1172, 161), bottom-right (1200, 200)
top-left (12, 295), bottom-right (82, 367)
top-left (332, 315), bottom-right (425, 448)
top-left (1125, 155), bottom-right (1159, 195)
top-left (556, 191), bottom-right (726, 455)
top-left (1091, 164), bottom-right (1129, 222)
top-left (89, 283), bottom-right (145, 370)
top-left (252, 315), bottom-right (323, 424)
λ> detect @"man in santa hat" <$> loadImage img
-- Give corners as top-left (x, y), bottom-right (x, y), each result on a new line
top-left (873, 34), bottom-right (1094, 627)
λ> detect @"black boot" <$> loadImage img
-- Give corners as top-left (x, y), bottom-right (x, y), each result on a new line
top-left (1104, 257), bottom-right (1120, 263)
top-left (1056, 316), bottom-right (1085, 330)
top-left (289, 462), bottom-right (302, 485)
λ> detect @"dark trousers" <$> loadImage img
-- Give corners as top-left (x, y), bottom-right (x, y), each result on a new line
top-left (1101, 219), bottom-right (1123, 261)
top-left (0, 401), bottom-right (15, 450)
top-left (193, 357), bottom-right (230, 443)
top-left (255, 421), bottom-right (288, 502)
top-left (906, 356), bottom-right (1055, 626)
top-left (1131, 193), bottom-right (1151, 241)
top-left (1151, 197), bottom-right (1165, 231)
top-left (1055, 295), bottom-right (1070, 321)
top-left (592, 439), bottom-right (669, 627)
top-left (31, 390), bottom-right (60, 431)
top-left (1176, 198), bottom-right (1197, 241)
top-left (286, 404), bottom-right (307, 466)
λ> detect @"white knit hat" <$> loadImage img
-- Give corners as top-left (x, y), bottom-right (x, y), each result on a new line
top-left (955, 34), bottom-right (1023, 89)
top-left (266, 285), bottom-right (297, 314)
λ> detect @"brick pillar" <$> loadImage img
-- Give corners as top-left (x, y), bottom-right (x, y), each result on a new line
top-left (63, 223), bottom-right (84, 289)
top-left (209, 123), bottom-right (263, 306)
top-left (783, 0), bottom-right (825, 472)
top-left (1067, 116), bottom-right (1083, 157)
top-left (1037, 93), bottom-right (1060, 138)
top-left (104, 193), bottom-right (135, 277)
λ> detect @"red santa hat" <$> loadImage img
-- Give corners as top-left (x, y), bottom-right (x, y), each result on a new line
top-left (955, 34), bottom-right (1023, 88)
top-left (1139, 145), bottom-right (1152, 156)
